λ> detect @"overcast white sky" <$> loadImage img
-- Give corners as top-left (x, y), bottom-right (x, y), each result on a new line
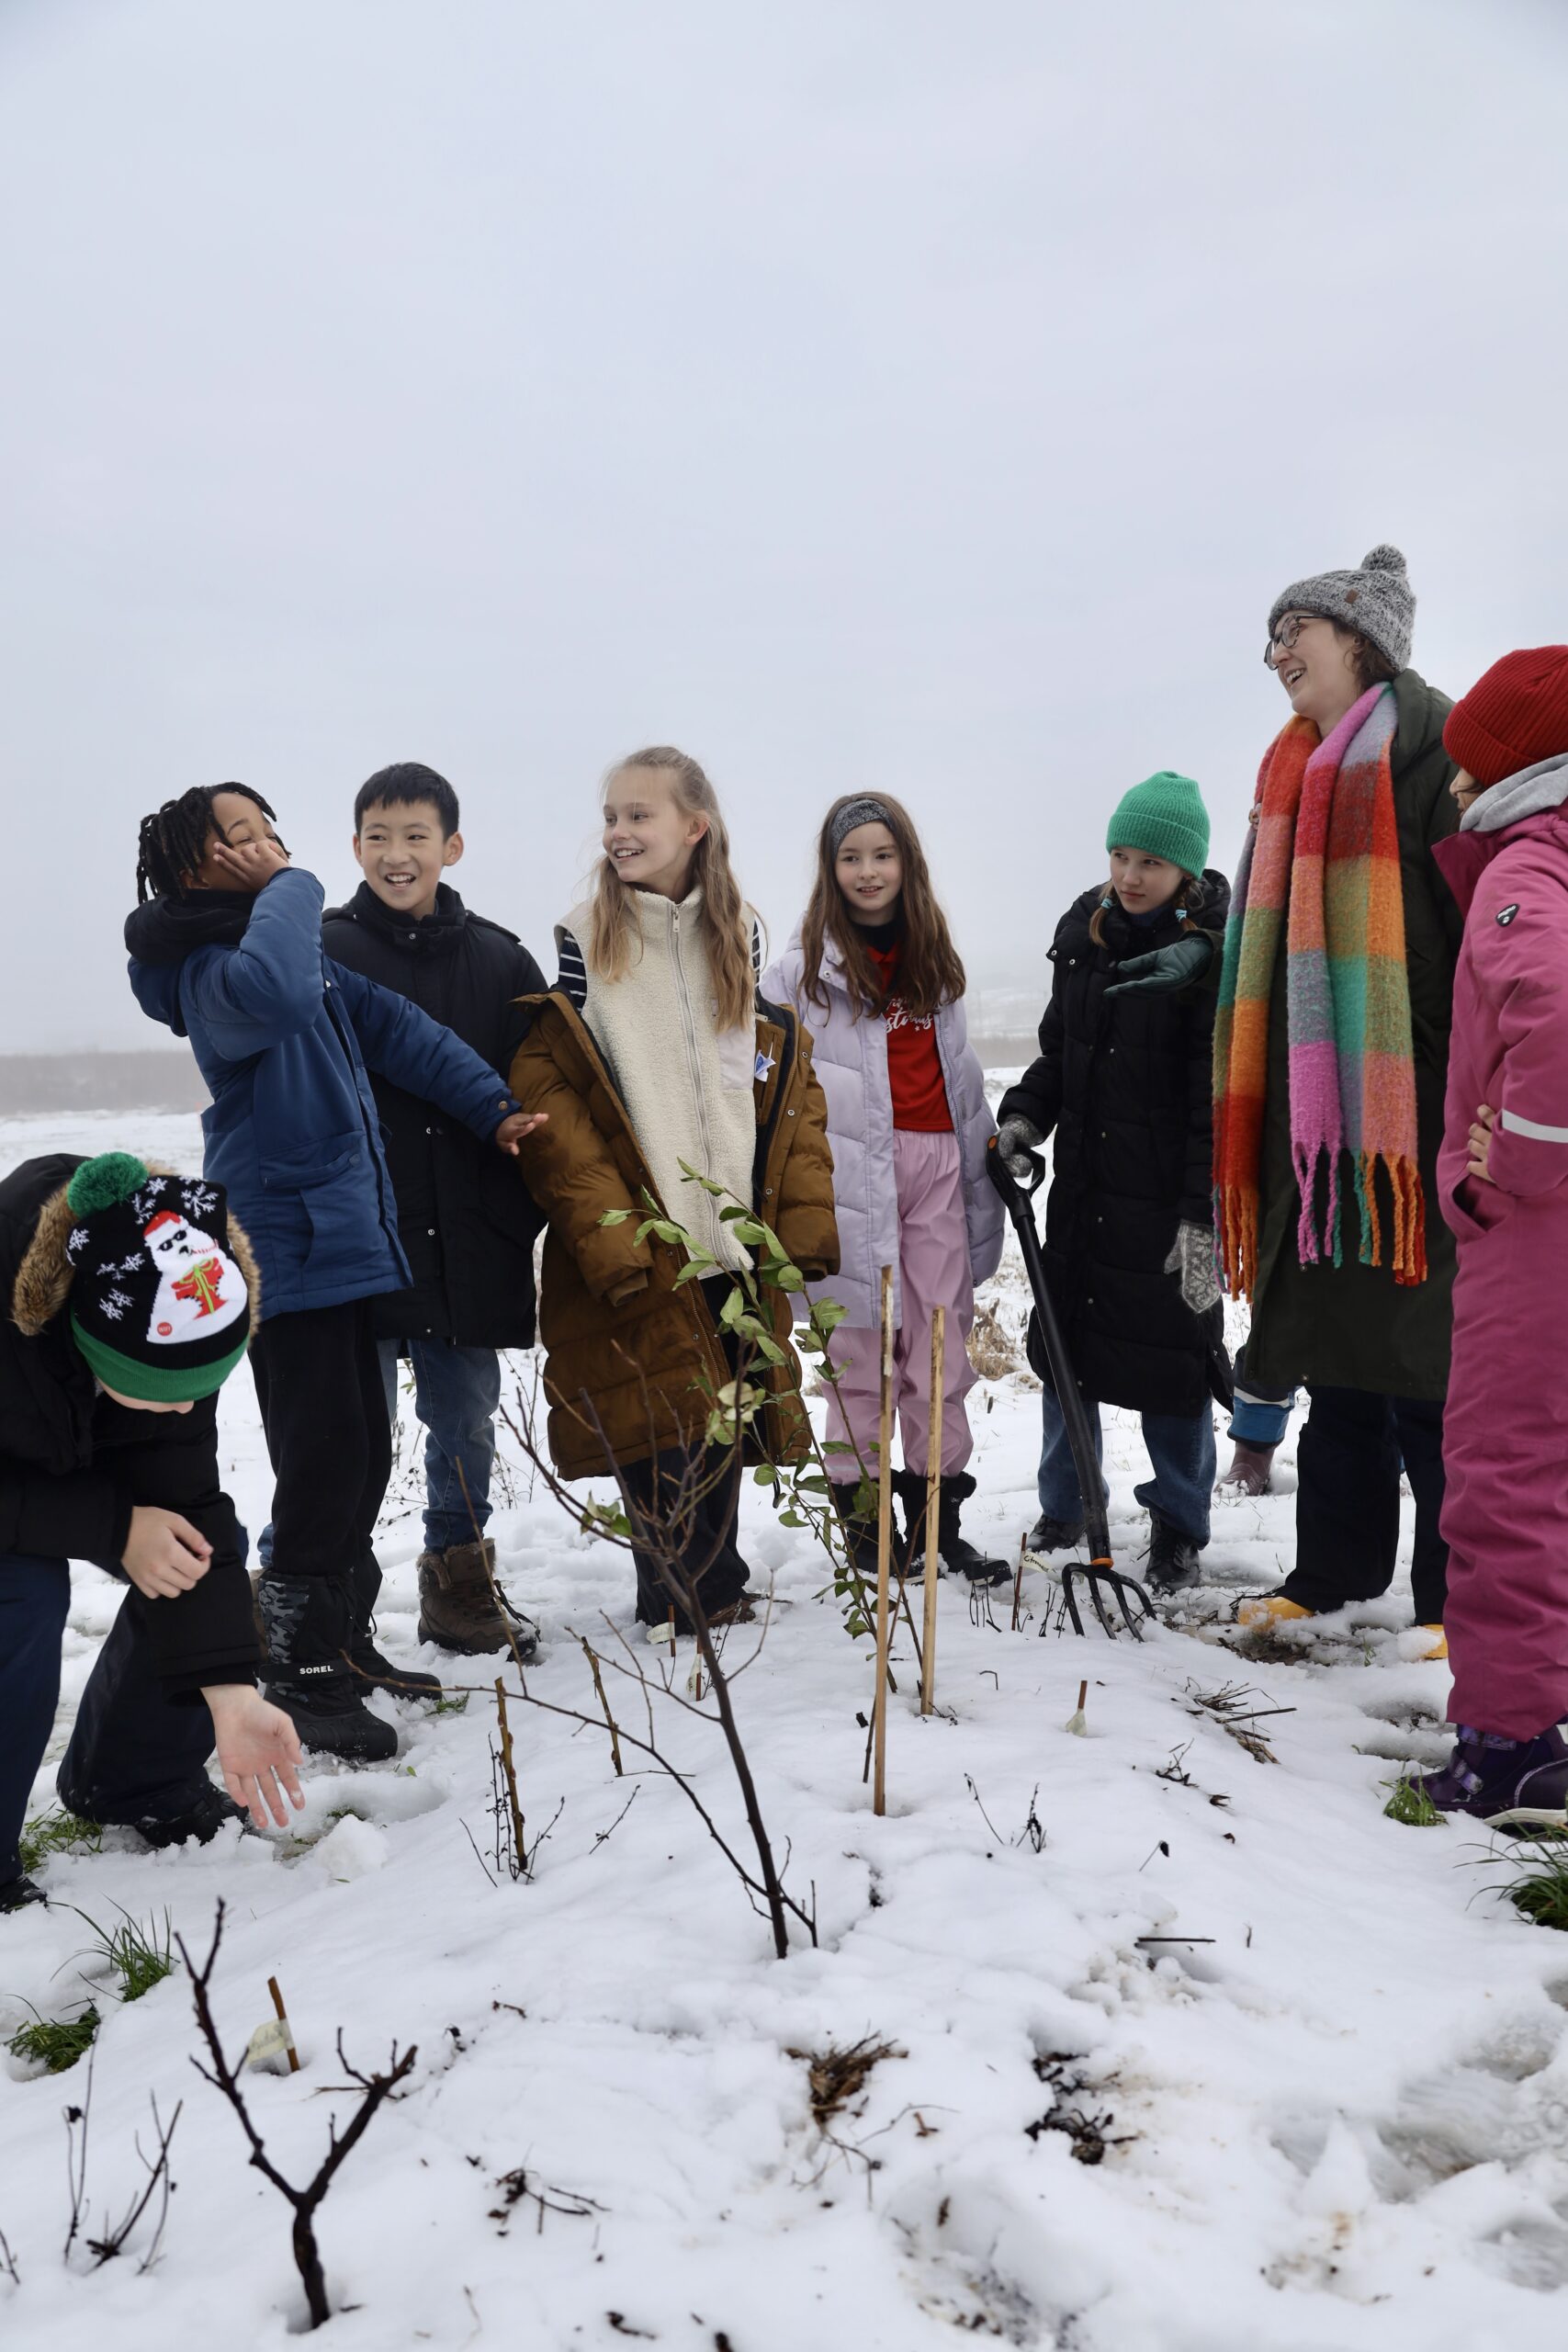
top-left (3, 0), bottom-right (1566, 1049)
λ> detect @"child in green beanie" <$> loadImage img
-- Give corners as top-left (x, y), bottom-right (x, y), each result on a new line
top-left (994, 773), bottom-right (1233, 1589)
top-left (1, 1150), bottom-right (303, 1912)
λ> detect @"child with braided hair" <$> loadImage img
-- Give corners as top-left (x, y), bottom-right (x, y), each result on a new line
top-left (126, 785), bottom-right (547, 1761)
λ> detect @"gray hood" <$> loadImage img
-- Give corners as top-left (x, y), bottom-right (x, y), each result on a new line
top-left (1461, 748), bottom-right (1568, 834)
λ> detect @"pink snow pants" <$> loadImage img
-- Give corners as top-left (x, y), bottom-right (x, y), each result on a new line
top-left (1444, 1193), bottom-right (1568, 1737)
top-left (824, 1128), bottom-right (976, 1478)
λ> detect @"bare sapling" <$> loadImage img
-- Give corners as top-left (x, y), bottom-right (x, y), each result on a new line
top-left (479, 1178), bottom-right (819, 1955)
top-left (177, 1903), bottom-right (417, 2331)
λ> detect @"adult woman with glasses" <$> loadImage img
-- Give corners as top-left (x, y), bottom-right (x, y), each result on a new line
top-left (1213, 547), bottom-right (1461, 1649)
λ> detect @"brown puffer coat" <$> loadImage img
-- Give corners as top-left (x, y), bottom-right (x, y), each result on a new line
top-left (511, 993), bottom-right (840, 1478)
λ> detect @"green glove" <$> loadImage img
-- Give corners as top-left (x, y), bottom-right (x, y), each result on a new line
top-left (1104, 934), bottom-right (1213, 998)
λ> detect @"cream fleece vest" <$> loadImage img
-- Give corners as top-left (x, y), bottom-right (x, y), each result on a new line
top-left (561, 887), bottom-right (759, 1272)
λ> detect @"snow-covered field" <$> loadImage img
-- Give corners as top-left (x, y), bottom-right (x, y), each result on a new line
top-left (3, 1110), bottom-right (1565, 2352)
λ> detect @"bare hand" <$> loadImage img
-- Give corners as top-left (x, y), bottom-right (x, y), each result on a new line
top-left (122, 1506), bottom-right (212, 1599)
top-left (494, 1110), bottom-right (548, 1155)
top-left (1468, 1102), bottom-right (1496, 1186)
top-left (202, 1684), bottom-right (305, 1828)
top-left (209, 833), bottom-right (291, 892)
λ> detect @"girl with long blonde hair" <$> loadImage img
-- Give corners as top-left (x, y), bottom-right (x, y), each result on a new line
top-left (512, 747), bottom-right (839, 1636)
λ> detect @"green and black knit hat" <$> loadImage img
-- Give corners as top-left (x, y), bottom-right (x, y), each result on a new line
top-left (63, 1153), bottom-right (253, 1402)
top-left (1105, 771), bottom-right (1210, 878)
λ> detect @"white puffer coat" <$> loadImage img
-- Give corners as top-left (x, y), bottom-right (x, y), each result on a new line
top-left (761, 930), bottom-right (1004, 1328)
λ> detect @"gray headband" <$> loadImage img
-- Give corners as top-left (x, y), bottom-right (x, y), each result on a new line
top-left (829, 797), bottom-right (895, 857)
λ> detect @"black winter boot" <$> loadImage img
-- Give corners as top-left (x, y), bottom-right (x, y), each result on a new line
top-left (1025, 1512), bottom-right (1087, 1555)
top-left (897, 1470), bottom-right (1010, 1588)
top-left (137, 1783), bottom-right (255, 1849)
top-left (829, 1481), bottom-right (894, 1580)
top-left (1145, 1511), bottom-right (1203, 1592)
top-left (259, 1574), bottom-right (400, 1763)
top-left (349, 1551), bottom-right (442, 1699)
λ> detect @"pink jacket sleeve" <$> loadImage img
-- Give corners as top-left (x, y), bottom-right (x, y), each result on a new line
top-left (1471, 845), bottom-right (1568, 1199)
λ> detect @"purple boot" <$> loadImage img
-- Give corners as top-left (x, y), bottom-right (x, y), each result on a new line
top-left (1422, 1724), bottom-right (1568, 1829)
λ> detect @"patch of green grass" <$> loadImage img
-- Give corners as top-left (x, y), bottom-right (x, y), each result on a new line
top-left (1501, 1838), bottom-right (1568, 1930)
top-left (434, 1690), bottom-right (470, 1717)
top-left (73, 1905), bottom-right (175, 2003)
top-left (1382, 1773), bottom-right (1446, 1827)
top-left (17, 1808), bottom-right (102, 1874)
top-left (6, 2003), bottom-right (100, 2074)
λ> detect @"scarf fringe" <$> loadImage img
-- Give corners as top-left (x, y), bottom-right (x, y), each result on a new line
top-left (1291, 1145), bottom-right (1427, 1285)
top-left (1217, 1182), bottom-right (1258, 1303)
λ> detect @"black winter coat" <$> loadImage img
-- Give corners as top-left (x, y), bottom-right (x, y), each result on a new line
top-left (0, 1155), bottom-right (256, 1695)
top-left (998, 875), bottom-right (1232, 1419)
top-left (321, 884), bottom-right (547, 1347)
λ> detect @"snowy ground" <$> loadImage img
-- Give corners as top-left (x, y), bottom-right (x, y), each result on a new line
top-left (4, 1110), bottom-right (1567, 2352)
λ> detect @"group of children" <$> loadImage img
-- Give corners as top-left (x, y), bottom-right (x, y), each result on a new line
top-left (8, 617), bottom-right (1568, 1910)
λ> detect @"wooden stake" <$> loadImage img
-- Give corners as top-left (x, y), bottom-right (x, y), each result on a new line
top-left (1010, 1532), bottom-right (1025, 1633)
top-left (872, 1265), bottom-right (895, 1815)
top-left (919, 1306), bottom-right (945, 1716)
top-left (581, 1637), bottom-right (624, 1776)
top-left (267, 1974), bottom-right (299, 2072)
top-left (494, 1676), bottom-right (527, 1870)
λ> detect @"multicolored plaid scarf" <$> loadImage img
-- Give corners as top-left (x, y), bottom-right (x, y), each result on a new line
top-left (1213, 684), bottom-right (1426, 1299)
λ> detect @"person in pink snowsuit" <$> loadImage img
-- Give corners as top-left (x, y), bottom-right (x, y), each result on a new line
top-left (1423, 647), bottom-right (1568, 1823)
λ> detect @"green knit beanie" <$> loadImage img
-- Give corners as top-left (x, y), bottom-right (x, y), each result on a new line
top-left (1105, 771), bottom-right (1210, 878)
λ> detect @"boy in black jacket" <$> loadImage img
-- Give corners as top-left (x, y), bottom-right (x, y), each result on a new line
top-left (320, 763), bottom-right (547, 1655)
top-left (1, 1150), bottom-right (302, 1911)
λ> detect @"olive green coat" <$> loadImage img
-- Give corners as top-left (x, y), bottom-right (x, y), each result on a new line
top-left (1244, 669), bottom-right (1463, 1403)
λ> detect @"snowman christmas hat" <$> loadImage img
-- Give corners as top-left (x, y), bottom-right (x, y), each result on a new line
top-left (62, 1152), bottom-right (254, 1402)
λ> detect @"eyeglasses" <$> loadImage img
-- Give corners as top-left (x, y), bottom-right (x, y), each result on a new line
top-left (1264, 612), bottom-right (1314, 670)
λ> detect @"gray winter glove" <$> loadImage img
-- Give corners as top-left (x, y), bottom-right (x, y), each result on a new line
top-left (995, 1114), bottom-right (1044, 1180)
top-left (1165, 1220), bottom-right (1222, 1317)
top-left (1104, 933), bottom-right (1214, 998)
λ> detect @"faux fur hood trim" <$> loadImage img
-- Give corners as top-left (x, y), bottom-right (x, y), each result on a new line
top-left (11, 1165), bottom-right (262, 1342)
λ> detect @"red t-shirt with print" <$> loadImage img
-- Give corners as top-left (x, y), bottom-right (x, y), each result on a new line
top-left (862, 933), bottom-right (953, 1132)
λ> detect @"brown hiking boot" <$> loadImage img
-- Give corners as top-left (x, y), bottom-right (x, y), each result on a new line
top-left (416, 1541), bottom-right (538, 1660)
top-left (1215, 1440), bottom-right (1277, 1498)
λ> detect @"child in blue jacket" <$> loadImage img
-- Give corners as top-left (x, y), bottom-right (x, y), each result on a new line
top-left (126, 784), bottom-right (543, 1760)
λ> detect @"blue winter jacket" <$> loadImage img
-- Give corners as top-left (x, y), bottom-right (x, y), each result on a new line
top-left (127, 868), bottom-right (520, 1318)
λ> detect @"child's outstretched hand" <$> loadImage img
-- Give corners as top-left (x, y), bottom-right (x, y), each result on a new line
top-left (203, 1684), bottom-right (305, 1829)
top-left (209, 833), bottom-right (291, 892)
top-left (494, 1110), bottom-right (548, 1155)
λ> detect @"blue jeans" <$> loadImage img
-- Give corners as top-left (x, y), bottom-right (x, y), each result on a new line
top-left (1037, 1387), bottom-right (1216, 1548)
top-left (1, 1554), bottom-right (214, 1886)
top-left (1227, 1340), bottom-right (1296, 1449)
top-left (378, 1339), bottom-right (502, 1554)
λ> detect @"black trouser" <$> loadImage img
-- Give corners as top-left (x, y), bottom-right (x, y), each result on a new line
top-left (250, 1300), bottom-right (392, 1590)
top-left (1282, 1384), bottom-right (1448, 1624)
top-left (57, 1579), bottom-right (216, 1826)
top-left (1, 1552), bottom-right (213, 1884)
top-left (617, 1447), bottom-right (751, 1630)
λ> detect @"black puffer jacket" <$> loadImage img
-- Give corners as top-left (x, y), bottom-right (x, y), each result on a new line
top-left (321, 884), bottom-right (547, 1347)
top-left (998, 874), bottom-right (1232, 1419)
top-left (0, 1154), bottom-right (255, 1694)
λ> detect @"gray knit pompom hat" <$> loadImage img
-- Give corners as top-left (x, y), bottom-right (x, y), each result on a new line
top-left (1268, 544), bottom-right (1415, 673)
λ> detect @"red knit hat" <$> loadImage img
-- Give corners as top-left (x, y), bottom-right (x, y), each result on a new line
top-left (1444, 646), bottom-right (1568, 789)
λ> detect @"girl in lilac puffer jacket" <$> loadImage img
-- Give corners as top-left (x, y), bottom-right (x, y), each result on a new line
top-left (761, 794), bottom-right (1005, 1584)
